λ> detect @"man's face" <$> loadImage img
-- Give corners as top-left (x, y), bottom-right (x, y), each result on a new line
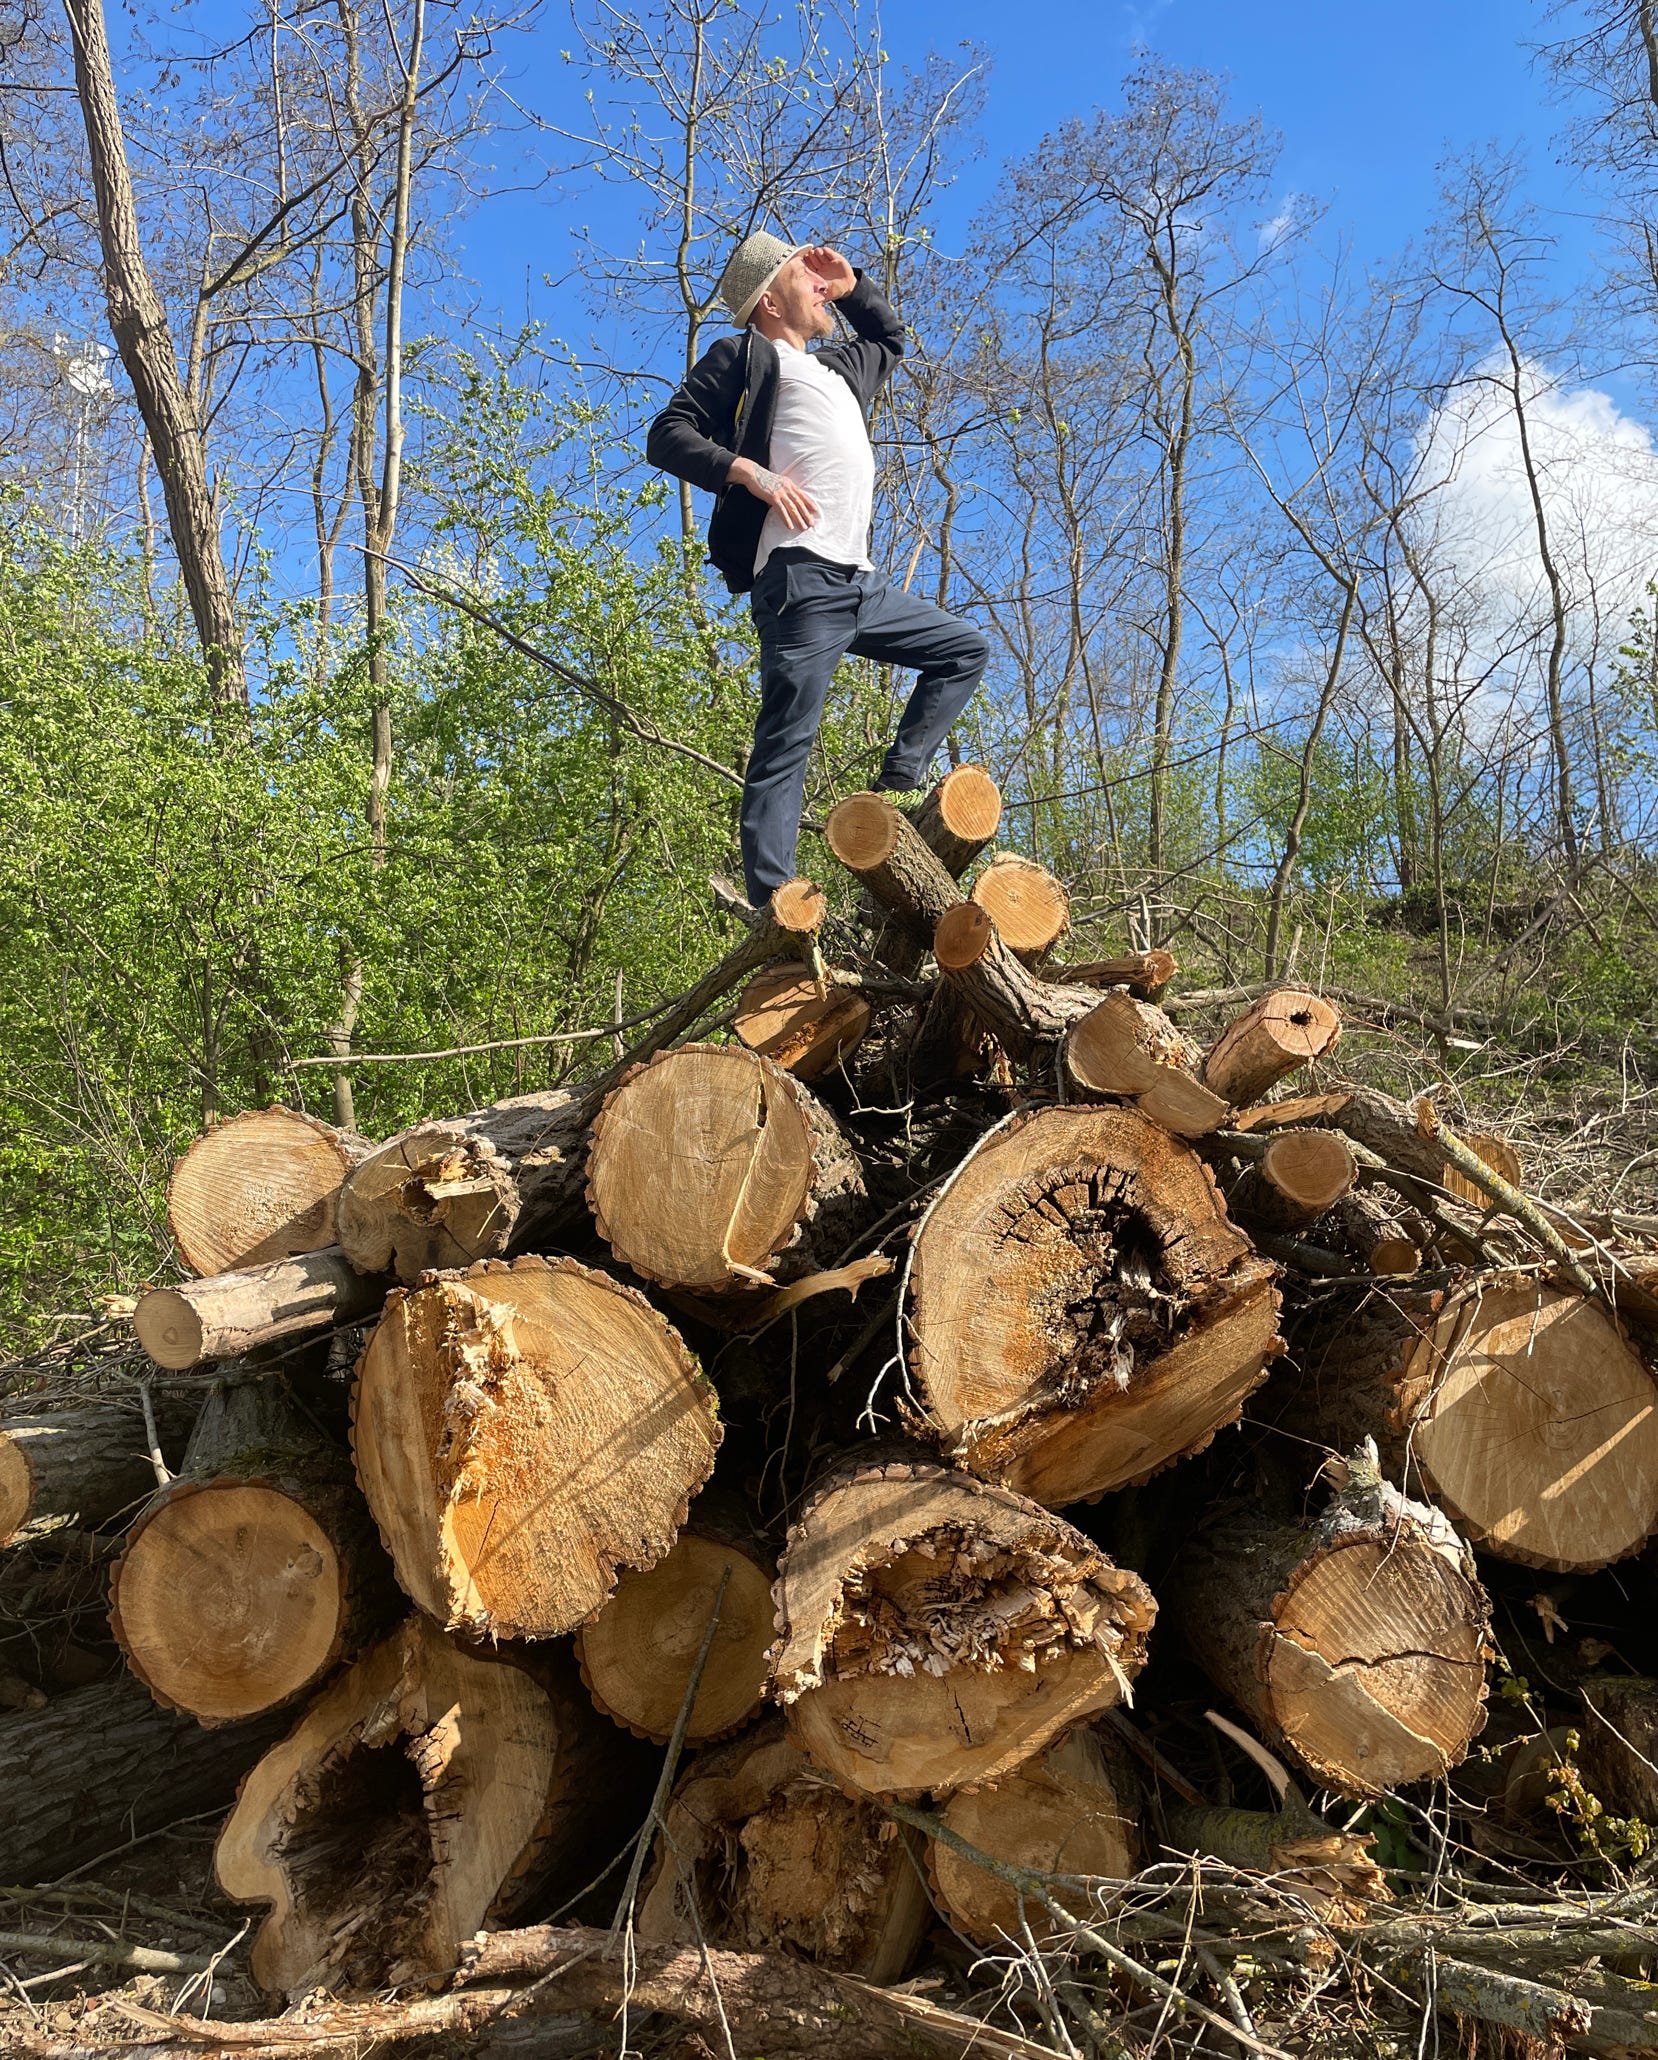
top-left (760, 253), bottom-right (834, 339)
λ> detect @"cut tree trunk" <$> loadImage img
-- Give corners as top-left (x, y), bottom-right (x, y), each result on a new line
top-left (910, 764), bottom-right (1003, 875)
top-left (1051, 949), bottom-right (1179, 1000)
top-left (932, 903), bottom-right (1099, 1063)
top-left (1201, 990), bottom-right (1342, 1106)
top-left (109, 1379), bottom-right (393, 1724)
top-left (1064, 991), bottom-right (1230, 1136)
top-left (1577, 1676), bottom-right (1658, 1824)
top-left (1225, 1130), bottom-right (1358, 1232)
top-left (133, 1246), bottom-right (390, 1370)
top-left (825, 791), bottom-right (964, 951)
top-left (167, 1109), bottom-right (371, 1276)
top-left (735, 965), bottom-right (870, 1080)
top-left (0, 1672), bottom-right (285, 1882)
top-left (1, 1395), bottom-right (194, 1545)
top-left (638, 1718), bottom-right (930, 1980)
top-left (586, 1043), bottom-right (867, 1293)
top-left (1170, 1458), bottom-right (1491, 1798)
top-left (1233, 1087), bottom-right (1452, 1189)
top-left (905, 1104), bottom-right (1281, 1505)
top-left (769, 1458), bottom-right (1156, 1800)
top-left (1333, 1189), bottom-right (1424, 1275)
top-left (216, 1615), bottom-right (636, 1994)
top-left (1280, 1271), bottom-right (1658, 1572)
top-left (930, 1725), bottom-right (1140, 1944)
top-left (968, 854), bottom-right (1070, 964)
top-left (574, 1509), bottom-right (775, 1743)
top-left (352, 1256), bottom-right (719, 1640)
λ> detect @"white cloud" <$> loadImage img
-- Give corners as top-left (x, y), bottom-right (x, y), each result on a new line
top-left (1258, 195), bottom-right (1300, 254)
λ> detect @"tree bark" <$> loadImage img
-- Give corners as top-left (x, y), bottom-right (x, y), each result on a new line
top-left (166, 1108), bottom-right (371, 1276)
top-left (0, 1396), bottom-right (194, 1545)
top-left (109, 1378), bottom-right (394, 1724)
top-left (133, 1246), bottom-right (391, 1370)
top-left (825, 791), bottom-right (965, 950)
top-left (351, 1256), bottom-right (720, 1640)
top-left (1201, 990), bottom-right (1342, 1107)
top-left (905, 1104), bottom-right (1281, 1505)
top-left (1064, 990), bottom-right (1230, 1136)
top-left (215, 1616), bottom-right (642, 1995)
top-left (61, 0), bottom-right (245, 704)
top-left (770, 1458), bottom-right (1155, 1799)
top-left (932, 902), bottom-right (1100, 1061)
top-left (638, 1718), bottom-right (931, 1979)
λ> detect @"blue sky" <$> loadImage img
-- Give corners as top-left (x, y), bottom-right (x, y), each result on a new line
top-left (452, 0), bottom-right (1599, 343)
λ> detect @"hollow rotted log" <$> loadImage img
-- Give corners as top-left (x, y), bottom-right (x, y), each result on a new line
top-left (929, 1725), bottom-right (1141, 1944)
top-left (1278, 1271), bottom-right (1658, 1572)
top-left (0, 1394), bottom-right (194, 1546)
top-left (575, 1507), bottom-right (775, 1744)
top-left (215, 1615), bottom-right (641, 1995)
top-left (351, 1256), bottom-right (719, 1640)
top-left (133, 1246), bottom-right (390, 1370)
top-left (768, 1458), bottom-right (1156, 1800)
top-left (1170, 1453), bottom-right (1491, 1798)
top-left (968, 852), bottom-right (1070, 964)
top-left (637, 1718), bottom-right (930, 1979)
top-left (167, 1107), bottom-right (372, 1276)
top-left (0, 1672), bottom-right (286, 1883)
top-left (1064, 990), bottom-right (1230, 1136)
top-left (905, 1104), bottom-right (1282, 1505)
top-left (1201, 990), bottom-right (1342, 1107)
top-left (110, 1378), bottom-right (394, 1725)
top-left (586, 1043), bottom-right (868, 1294)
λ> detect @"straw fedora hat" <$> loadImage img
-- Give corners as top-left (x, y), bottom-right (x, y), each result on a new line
top-left (718, 230), bottom-right (808, 325)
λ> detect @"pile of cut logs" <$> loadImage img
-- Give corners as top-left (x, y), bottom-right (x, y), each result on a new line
top-left (5, 763), bottom-right (1658, 2056)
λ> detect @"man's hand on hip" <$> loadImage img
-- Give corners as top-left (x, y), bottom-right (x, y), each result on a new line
top-left (728, 456), bottom-right (818, 531)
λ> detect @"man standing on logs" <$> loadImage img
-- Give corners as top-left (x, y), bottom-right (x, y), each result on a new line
top-left (647, 232), bottom-right (989, 904)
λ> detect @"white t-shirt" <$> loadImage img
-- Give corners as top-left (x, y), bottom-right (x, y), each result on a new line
top-left (754, 338), bottom-right (875, 577)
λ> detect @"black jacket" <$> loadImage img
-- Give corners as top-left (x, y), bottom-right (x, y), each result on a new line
top-left (645, 270), bottom-right (904, 593)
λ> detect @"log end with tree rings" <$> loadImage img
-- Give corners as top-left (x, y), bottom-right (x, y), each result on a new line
top-left (915, 763), bottom-right (1004, 873)
top-left (351, 1256), bottom-right (719, 1640)
top-left (216, 1616), bottom-right (608, 1994)
top-left (109, 1479), bottom-right (359, 1724)
top-left (768, 876), bottom-right (826, 934)
top-left (1443, 1130), bottom-right (1523, 1208)
top-left (907, 1104), bottom-right (1282, 1505)
top-left (933, 898), bottom-right (996, 972)
top-left (587, 1044), bottom-right (853, 1293)
top-left (735, 966), bottom-right (870, 1081)
top-left (638, 1721), bottom-right (931, 1981)
top-left (167, 1106), bottom-right (368, 1276)
top-left (930, 1727), bottom-right (1140, 1944)
top-left (574, 1525), bottom-right (776, 1744)
top-left (1261, 1129), bottom-right (1358, 1217)
top-left (1400, 1272), bottom-right (1658, 1572)
top-left (768, 1460), bottom-right (1156, 1801)
top-left (823, 791), bottom-right (904, 872)
top-left (968, 853), bottom-right (1070, 961)
top-left (1201, 989), bottom-right (1343, 1107)
top-left (335, 1118), bottom-right (520, 1280)
top-left (133, 1247), bottom-right (387, 1370)
top-left (1063, 991), bottom-right (1227, 1136)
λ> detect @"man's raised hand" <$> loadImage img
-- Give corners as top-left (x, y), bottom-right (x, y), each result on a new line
top-left (728, 456), bottom-right (818, 530)
top-left (803, 245), bottom-right (856, 300)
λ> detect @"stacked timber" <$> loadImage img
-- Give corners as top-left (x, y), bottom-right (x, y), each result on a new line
top-left (6, 758), bottom-right (1658, 2060)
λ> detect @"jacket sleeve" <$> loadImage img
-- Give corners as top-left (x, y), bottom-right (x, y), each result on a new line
top-left (820, 270), bottom-right (905, 409)
top-left (645, 338), bottom-right (743, 494)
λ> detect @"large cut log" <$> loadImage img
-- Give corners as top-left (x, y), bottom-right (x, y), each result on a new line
top-left (133, 1246), bottom-right (390, 1369)
top-left (1170, 1452), bottom-right (1491, 1798)
top-left (0, 1672), bottom-right (285, 1882)
top-left (638, 1719), bottom-right (930, 1979)
top-left (1, 1395), bottom-right (194, 1545)
top-left (735, 965), bottom-right (870, 1080)
top-left (575, 1511), bottom-right (775, 1743)
top-left (910, 763), bottom-right (1003, 874)
top-left (968, 853), bottom-right (1070, 963)
top-left (216, 1615), bottom-right (637, 1994)
top-left (1225, 1129), bottom-right (1358, 1232)
top-left (334, 884), bottom-right (826, 1285)
top-left (586, 1043), bottom-right (867, 1293)
top-left (167, 1107), bottom-right (371, 1275)
top-left (905, 1104), bottom-right (1282, 1504)
top-left (352, 1255), bottom-right (719, 1639)
top-left (1200, 990), bottom-right (1342, 1106)
top-left (929, 1725), bottom-right (1140, 1944)
top-left (769, 1459), bottom-right (1155, 1800)
top-left (1063, 990), bottom-right (1230, 1135)
top-left (110, 1378), bottom-right (394, 1724)
top-left (1233, 1087), bottom-right (1454, 1189)
top-left (824, 790), bottom-right (964, 949)
top-left (1280, 1271), bottom-right (1658, 1572)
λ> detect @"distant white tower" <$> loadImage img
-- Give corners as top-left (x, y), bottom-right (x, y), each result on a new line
top-left (52, 335), bottom-right (114, 544)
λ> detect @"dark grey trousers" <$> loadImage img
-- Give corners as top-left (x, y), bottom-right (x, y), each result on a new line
top-left (742, 552), bottom-right (988, 902)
